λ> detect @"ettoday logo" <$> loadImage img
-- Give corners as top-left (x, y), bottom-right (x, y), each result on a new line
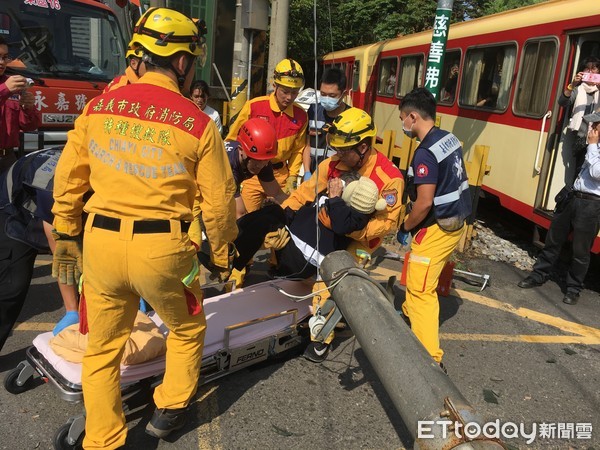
top-left (417, 420), bottom-right (593, 444)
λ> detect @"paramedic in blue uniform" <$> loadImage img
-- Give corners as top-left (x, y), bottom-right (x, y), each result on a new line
top-left (302, 67), bottom-right (350, 181)
top-left (51, 8), bottom-right (237, 447)
top-left (0, 149), bottom-right (79, 352)
top-left (398, 87), bottom-right (471, 366)
top-left (518, 111), bottom-right (600, 305)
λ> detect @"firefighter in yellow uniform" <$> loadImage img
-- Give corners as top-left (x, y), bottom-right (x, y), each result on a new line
top-left (282, 108), bottom-right (404, 362)
top-left (102, 40), bottom-right (146, 93)
top-left (398, 88), bottom-right (471, 366)
top-left (226, 58), bottom-right (308, 213)
top-left (51, 8), bottom-right (237, 448)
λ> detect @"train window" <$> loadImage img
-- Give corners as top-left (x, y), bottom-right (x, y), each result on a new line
top-left (514, 39), bottom-right (557, 117)
top-left (460, 44), bottom-right (517, 111)
top-left (397, 55), bottom-right (424, 97)
top-left (438, 50), bottom-right (461, 105)
top-left (377, 58), bottom-right (398, 96)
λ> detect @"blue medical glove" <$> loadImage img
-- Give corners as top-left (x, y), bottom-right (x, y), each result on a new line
top-left (397, 230), bottom-right (410, 246)
top-left (303, 171), bottom-right (312, 182)
top-left (53, 311), bottom-right (80, 336)
top-left (397, 222), bottom-right (411, 246)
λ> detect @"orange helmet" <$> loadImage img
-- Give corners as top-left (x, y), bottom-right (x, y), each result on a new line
top-left (238, 118), bottom-right (278, 160)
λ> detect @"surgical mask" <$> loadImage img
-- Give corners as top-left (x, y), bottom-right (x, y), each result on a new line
top-left (320, 96), bottom-right (341, 111)
top-left (402, 116), bottom-right (414, 138)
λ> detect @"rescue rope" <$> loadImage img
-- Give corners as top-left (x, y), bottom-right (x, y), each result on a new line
top-left (265, 0), bottom-right (328, 284)
top-left (269, 268), bottom-right (351, 301)
top-left (271, 267), bottom-right (392, 304)
top-left (312, 0), bottom-right (322, 280)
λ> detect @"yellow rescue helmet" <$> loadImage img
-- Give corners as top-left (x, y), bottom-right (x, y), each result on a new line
top-left (273, 58), bottom-right (305, 89)
top-left (125, 40), bottom-right (142, 59)
top-left (131, 7), bottom-right (202, 58)
top-left (327, 107), bottom-right (377, 149)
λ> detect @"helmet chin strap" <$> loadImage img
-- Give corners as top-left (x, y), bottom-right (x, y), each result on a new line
top-left (240, 153), bottom-right (253, 178)
top-left (132, 59), bottom-right (141, 77)
top-left (353, 143), bottom-right (367, 166)
top-left (170, 55), bottom-right (196, 89)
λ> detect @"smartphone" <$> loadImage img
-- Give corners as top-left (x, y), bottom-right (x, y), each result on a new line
top-left (581, 72), bottom-right (600, 84)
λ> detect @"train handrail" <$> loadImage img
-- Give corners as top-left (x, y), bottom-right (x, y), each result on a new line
top-left (534, 110), bottom-right (552, 174)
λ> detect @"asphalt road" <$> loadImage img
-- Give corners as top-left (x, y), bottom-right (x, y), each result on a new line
top-left (0, 248), bottom-right (598, 450)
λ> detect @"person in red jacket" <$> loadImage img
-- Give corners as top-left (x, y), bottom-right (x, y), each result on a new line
top-left (226, 58), bottom-right (308, 212)
top-left (0, 36), bottom-right (41, 172)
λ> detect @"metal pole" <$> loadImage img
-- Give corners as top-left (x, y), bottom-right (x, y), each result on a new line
top-left (229, 2), bottom-right (250, 127)
top-left (320, 251), bottom-right (505, 450)
top-left (266, 0), bottom-right (289, 93)
top-left (248, 30), bottom-right (254, 98)
top-left (424, 0), bottom-right (454, 100)
top-left (212, 63), bottom-right (232, 103)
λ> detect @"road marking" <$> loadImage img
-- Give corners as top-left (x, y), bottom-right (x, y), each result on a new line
top-left (455, 287), bottom-right (600, 340)
top-left (13, 322), bottom-right (53, 331)
top-left (195, 385), bottom-right (223, 450)
top-left (34, 259), bottom-right (52, 267)
top-left (370, 266), bottom-right (600, 344)
top-left (440, 333), bottom-right (600, 344)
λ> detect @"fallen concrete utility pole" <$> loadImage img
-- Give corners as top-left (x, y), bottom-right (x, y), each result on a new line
top-left (320, 251), bottom-right (505, 450)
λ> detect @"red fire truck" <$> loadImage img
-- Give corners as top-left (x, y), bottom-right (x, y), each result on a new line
top-left (2, 0), bottom-right (129, 151)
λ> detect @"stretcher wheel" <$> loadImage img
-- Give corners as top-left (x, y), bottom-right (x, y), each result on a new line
top-left (53, 423), bottom-right (84, 450)
top-left (3, 366), bottom-right (34, 394)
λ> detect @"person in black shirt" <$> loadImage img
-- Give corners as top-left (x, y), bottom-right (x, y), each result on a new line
top-left (302, 67), bottom-right (351, 181)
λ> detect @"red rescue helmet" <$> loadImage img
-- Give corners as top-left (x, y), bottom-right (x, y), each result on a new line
top-left (237, 118), bottom-right (278, 161)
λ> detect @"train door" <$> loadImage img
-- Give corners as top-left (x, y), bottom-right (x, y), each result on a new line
top-left (349, 59), bottom-right (359, 107)
top-left (538, 32), bottom-right (600, 212)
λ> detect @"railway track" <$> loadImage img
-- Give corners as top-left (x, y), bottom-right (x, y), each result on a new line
top-left (467, 195), bottom-right (600, 293)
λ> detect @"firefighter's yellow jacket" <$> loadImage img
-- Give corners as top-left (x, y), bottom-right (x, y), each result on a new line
top-left (102, 66), bottom-right (139, 94)
top-left (52, 71), bottom-right (237, 268)
top-left (225, 93), bottom-right (308, 178)
top-left (282, 149), bottom-right (404, 250)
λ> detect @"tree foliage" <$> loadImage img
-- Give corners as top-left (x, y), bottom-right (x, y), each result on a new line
top-left (288, 0), bottom-right (545, 65)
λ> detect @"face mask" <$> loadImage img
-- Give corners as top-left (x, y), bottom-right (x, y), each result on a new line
top-left (320, 96), bottom-right (341, 111)
top-left (402, 116), bottom-right (414, 138)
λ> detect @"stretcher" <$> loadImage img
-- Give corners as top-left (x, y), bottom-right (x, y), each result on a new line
top-left (3, 279), bottom-right (313, 449)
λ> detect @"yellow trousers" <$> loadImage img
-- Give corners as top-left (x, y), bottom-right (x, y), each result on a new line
top-left (240, 166), bottom-right (289, 213)
top-left (402, 223), bottom-right (463, 363)
top-left (81, 215), bottom-right (206, 449)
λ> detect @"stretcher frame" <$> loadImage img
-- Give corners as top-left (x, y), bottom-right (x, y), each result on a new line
top-left (4, 279), bottom-right (313, 449)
